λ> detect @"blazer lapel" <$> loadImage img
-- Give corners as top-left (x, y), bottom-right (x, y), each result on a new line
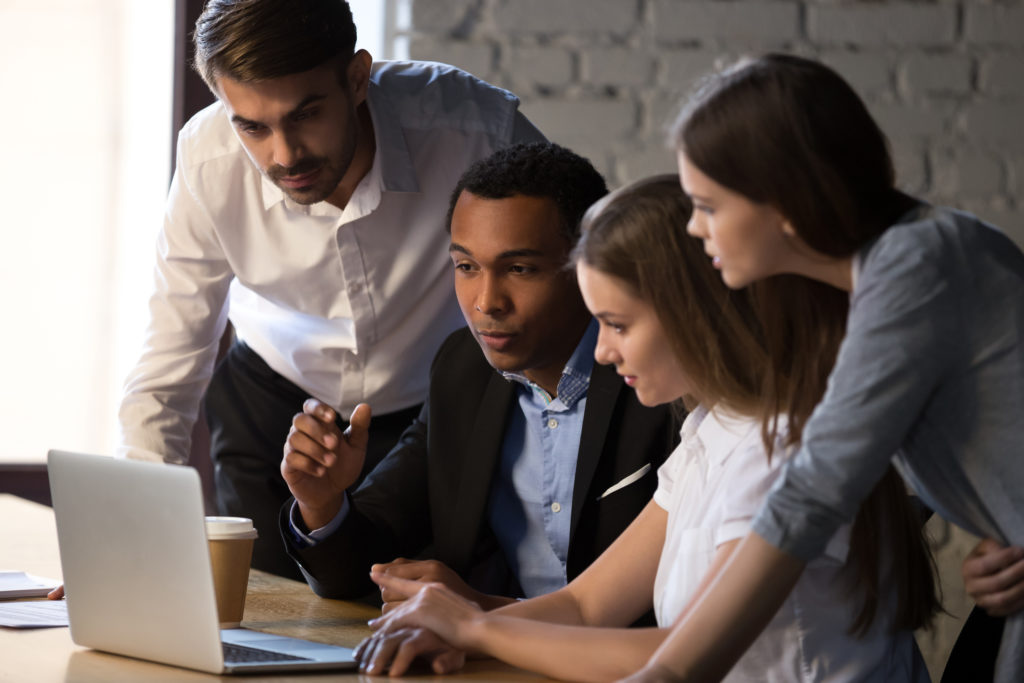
top-left (448, 371), bottom-right (515, 570)
top-left (569, 362), bottom-right (621, 538)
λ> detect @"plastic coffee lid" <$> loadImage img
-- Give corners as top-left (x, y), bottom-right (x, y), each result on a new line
top-left (205, 516), bottom-right (259, 540)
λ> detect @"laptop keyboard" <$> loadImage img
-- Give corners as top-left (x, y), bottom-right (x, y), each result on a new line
top-left (222, 641), bottom-right (313, 664)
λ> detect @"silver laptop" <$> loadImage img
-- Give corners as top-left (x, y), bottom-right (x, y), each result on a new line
top-left (47, 450), bottom-right (358, 674)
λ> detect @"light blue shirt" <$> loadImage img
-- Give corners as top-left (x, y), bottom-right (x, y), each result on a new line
top-left (487, 320), bottom-right (597, 597)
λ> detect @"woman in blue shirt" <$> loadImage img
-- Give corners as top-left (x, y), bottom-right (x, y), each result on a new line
top-left (633, 53), bottom-right (1024, 683)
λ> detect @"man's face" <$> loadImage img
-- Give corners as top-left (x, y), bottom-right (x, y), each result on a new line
top-left (450, 192), bottom-right (591, 390)
top-left (215, 56), bottom-right (368, 206)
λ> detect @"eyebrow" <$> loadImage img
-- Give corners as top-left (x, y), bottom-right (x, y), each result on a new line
top-left (230, 93), bottom-right (327, 127)
top-left (449, 243), bottom-right (547, 260)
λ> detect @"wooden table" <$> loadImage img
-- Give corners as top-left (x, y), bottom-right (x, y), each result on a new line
top-left (0, 494), bottom-right (546, 681)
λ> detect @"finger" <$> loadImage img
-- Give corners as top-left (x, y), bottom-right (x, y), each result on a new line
top-left (292, 412), bottom-right (341, 453)
top-left (381, 599), bottom-right (406, 615)
top-left (432, 648), bottom-right (466, 675)
top-left (303, 397), bottom-right (336, 424)
top-left (47, 585), bottom-right (65, 600)
top-left (345, 403), bottom-right (372, 453)
top-left (964, 545), bottom-right (1024, 583)
top-left (363, 630), bottom-right (405, 676)
top-left (376, 559), bottom-right (433, 581)
top-left (973, 557), bottom-right (1024, 616)
top-left (381, 586), bottom-right (413, 603)
top-left (370, 570), bottom-right (428, 599)
top-left (371, 557), bottom-right (412, 574)
top-left (282, 442), bottom-right (333, 477)
top-left (389, 631), bottom-right (441, 677)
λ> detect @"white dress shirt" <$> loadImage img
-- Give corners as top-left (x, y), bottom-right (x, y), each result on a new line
top-left (118, 60), bottom-right (544, 464)
top-left (653, 405), bottom-right (927, 683)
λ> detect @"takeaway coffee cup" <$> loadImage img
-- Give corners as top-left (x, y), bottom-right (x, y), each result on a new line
top-left (205, 516), bottom-right (258, 628)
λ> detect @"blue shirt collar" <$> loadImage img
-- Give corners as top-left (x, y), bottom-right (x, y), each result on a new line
top-left (501, 319), bottom-right (597, 408)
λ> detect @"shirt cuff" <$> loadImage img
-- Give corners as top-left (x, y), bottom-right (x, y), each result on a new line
top-left (288, 495), bottom-right (349, 548)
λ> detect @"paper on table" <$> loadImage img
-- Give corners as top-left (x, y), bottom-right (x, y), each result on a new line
top-left (0, 599), bottom-right (68, 628)
top-left (0, 571), bottom-right (61, 598)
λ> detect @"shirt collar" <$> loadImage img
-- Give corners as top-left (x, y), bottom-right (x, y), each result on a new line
top-left (258, 63), bottom-right (420, 214)
top-left (683, 404), bottom-right (761, 468)
top-left (501, 319), bottom-right (598, 408)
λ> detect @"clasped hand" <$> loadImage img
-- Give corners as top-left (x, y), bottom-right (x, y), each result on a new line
top-left (354, 572), bottom-right (484, 676)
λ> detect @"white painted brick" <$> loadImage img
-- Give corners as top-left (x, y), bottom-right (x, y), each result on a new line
top-left (504, 46), bottom-right (574, 87)
top-left (808, 4), bottom-right (957, 46)
top-left (901, 54), bottom-right (972, 97)
top-left (931, 148), bottom-right (1004, 198)
top-left (659, 50), bottom-right (726, 93)
top-left (583, 47), bottom-right (655, 87)
top-left (494, 0), bottom-right (639, 34)
top-left (520, 98), bottom-right (637, 143)
top-left (408, 39), bottom-right (495, 78)
top-left (411, 0), bottom-right (475, 33)
top-left (651, 0), bottom-right (799, 43)
top-left (647, 92), bottom-right (688, 141)
top-left (980, 55), bottom-right (1024, 98)
top-left (893, 149), bottom-right (929, 196)
top-left (614, 144), bottom-right (679, 185)
top-left (819, 52), bottom-right (893, 96)
top-left (965, 102), bottom-right (1024, 151)
top-left (868, 101), bottom-right (951, 145)
top-left (965, 4), bottom-right (1024, 46)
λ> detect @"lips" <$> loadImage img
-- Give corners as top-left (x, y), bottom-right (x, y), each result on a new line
top-left (477, 329), bottom-right (517, 352)
top-left (619, 373), bottom-right (637, 387)
top-left (276, 167), bottom-right (322, 189)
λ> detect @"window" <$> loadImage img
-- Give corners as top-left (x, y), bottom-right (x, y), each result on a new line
top-left (0, 0), bottom-right (174, 462)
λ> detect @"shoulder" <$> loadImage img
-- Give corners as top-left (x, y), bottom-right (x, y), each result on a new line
top-left (370, 60), bottom-right (521, 136)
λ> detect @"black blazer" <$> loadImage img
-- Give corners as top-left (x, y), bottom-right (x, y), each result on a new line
top-left (281, 327), bottom-right (678, 599)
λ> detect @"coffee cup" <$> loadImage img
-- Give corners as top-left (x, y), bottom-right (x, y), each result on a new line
top-left (205, 516), bottom-right (258, 628)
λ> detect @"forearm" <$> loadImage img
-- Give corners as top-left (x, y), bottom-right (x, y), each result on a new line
top-left (468, 615), bottom-right (666, 682)
top-left (644, 533), bottom-right (803, 681)
top-left (493, 587), bottom-right (587, 626)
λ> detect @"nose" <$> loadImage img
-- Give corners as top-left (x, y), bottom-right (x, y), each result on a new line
top-left (271, 130), bottom-right (303, 170)
top-left (474, 273), bottom-right (508, 315)
top-left (686, 211), bottom-right (707, 239)
top-left (593, 326), bottom-right (620, 366)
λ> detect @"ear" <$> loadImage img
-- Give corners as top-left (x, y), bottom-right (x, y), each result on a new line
top-left (346, 49), bottom-right (372, 105)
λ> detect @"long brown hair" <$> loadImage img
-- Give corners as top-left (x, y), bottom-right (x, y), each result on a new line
top-left (576, 174), bottom-right (938, 635)
top-left (575, 175), bottom-right (767, 417)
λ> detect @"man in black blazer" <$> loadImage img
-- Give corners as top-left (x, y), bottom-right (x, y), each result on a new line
top-left (278, 142), bottom-right (677, 609)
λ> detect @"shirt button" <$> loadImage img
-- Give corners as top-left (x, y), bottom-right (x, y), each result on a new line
top-left (547, 418), bottom-right (558, 429)
top-left (551, 502), bottom-right (562, 513)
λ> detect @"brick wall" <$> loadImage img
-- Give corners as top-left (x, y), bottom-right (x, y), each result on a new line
top-left (408, 0), bottom-right (1024, 246)
top-left (407, 0), bottom-right (1022, 678)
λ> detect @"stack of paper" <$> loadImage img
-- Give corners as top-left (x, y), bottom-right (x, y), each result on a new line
top-left (0, 571), bottom-right (60, 598)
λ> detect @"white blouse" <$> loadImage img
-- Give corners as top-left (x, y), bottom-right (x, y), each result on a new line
top-left (653, 405), bottom-right (928, 683)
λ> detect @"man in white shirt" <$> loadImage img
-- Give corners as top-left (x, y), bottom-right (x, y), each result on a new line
top-left (117, 0), bottom-right (544, 578)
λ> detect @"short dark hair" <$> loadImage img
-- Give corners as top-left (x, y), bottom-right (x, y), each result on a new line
top-left (193, 0), bottom-right (357, 88)
top-left (446, 142), bottom-right (608, 243)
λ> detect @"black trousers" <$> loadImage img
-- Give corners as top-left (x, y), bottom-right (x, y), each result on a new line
top-left (203, 341), bottom-right (422, 580)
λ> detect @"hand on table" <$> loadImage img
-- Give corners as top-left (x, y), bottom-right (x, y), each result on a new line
top-left (962, 538), bottom-right (1024, 617)
top-left (372, 558), bottom-right (514, 614)
top-left (47, 585), bottom-right (64, 600)
top-left (281, 400), bottom-right (370, 530)
top-left (354, 572), bottom-right (484, 676)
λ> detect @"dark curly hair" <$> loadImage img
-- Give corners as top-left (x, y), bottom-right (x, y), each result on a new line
top-left (446, 142), bottom-right (608, 243)
top-left (194, 0), bottom-right (357, 88)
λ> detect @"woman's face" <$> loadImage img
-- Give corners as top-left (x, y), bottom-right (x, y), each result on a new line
top-left (577, 262), bottom-right (693, 407)
top-left (678, 151), bottom-right (794, 289)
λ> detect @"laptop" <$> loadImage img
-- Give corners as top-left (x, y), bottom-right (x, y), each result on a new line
top-left (47, 450), bottom-right (359, 674)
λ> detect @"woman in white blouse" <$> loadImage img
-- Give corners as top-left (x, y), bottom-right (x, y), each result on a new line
top-left (353, 175), bottom-right (938, 682)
